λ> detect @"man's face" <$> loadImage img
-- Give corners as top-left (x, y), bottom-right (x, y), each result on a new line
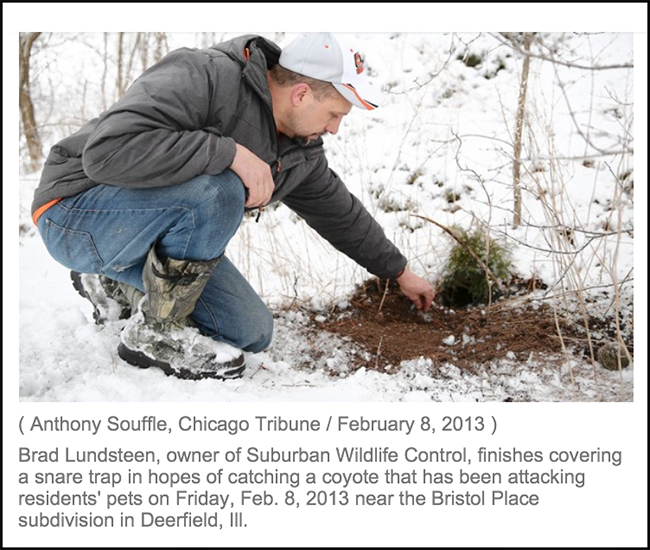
top-left (284, 88), bottom-right (353, 145)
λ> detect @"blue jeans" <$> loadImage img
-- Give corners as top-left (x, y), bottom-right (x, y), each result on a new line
top-left (36, 172), bottom-right (273, 353)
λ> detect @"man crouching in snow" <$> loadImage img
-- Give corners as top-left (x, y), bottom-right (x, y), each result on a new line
top-left (31, 33), bottom-right (435, 380)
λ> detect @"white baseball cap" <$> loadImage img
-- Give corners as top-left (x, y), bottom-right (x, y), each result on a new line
top-left (279, 33), bottom-right (385, 110)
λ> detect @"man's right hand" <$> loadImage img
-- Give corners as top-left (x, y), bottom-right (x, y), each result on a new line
top-left (396, 268), bottom-right (436, 313)
top-left (230, 143), bottom-right (275, 208)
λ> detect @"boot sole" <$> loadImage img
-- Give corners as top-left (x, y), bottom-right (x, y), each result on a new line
top-left (117, 343), bottom-right (246, 381)
top-left (71, 271), bottom-right (131, 324)
top-left (71, 271), bottom-right (103, 324)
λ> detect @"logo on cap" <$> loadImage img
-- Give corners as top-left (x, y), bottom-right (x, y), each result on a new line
top-left (354, 52), bottom-right (363, 75)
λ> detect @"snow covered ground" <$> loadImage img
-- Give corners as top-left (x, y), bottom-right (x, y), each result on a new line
top-left (14, 31), bottom-right (641, 403)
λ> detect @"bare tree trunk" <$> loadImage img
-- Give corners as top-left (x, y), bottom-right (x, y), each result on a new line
top-left (153, 32), bottom-right (168, 64)
top-left (140, 32), bottom-right (149, 72)
top-left (19, 32), bottom-right (43, 173)
top-left (512, 32), bottom-right (533, 229)
top-left (117, 32), bottom-right (125, 97)
top-left (102, 33), bottom-right (109, 110)
top-left (124, 32), bottom-right (142, 91)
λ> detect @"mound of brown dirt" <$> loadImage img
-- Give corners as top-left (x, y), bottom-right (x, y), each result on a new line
top-left (318, 278), bottom-right (576, 372)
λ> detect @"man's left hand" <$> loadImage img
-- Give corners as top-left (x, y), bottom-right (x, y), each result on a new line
top-left (396, 268), bottom-right (435, 313)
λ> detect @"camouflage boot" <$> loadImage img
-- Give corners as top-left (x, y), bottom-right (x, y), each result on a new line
top-left (117, 247), bottom-right (245, 380)
top-left (71, 271), bottom-right (134, 324)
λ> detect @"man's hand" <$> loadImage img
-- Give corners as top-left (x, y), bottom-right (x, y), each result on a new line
top-left (230, 144), bottom-right (275, 208)
top-left (396, 268), bottom-right (436, 313)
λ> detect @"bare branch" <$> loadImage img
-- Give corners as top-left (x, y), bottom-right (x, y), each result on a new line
top-left (494, 32), bottom-right (633, 70)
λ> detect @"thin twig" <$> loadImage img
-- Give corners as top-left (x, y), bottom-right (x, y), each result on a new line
top-left (378, 279), bottom-right (390, 314)
top-left (374, 336), bottom-right (384, 370)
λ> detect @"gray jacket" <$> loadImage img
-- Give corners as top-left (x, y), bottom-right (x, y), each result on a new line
top-left (32, 35), bottom-right (407, 279)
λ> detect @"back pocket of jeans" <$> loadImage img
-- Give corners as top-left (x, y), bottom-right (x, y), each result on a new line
top-left (43, 219), bottom-right (102, 273)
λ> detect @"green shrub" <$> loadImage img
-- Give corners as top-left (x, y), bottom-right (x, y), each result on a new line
top-left (439, 227), bottom-right (514, 306)
top-left (459, 52), bottom-right (483, 68)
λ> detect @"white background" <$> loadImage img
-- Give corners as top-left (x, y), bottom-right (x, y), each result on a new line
top-left (4, 3), bottom-right (647, 547)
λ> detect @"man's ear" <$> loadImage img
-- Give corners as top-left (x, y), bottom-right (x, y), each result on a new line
top-left (290, 83), bottom-right (311, 106)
